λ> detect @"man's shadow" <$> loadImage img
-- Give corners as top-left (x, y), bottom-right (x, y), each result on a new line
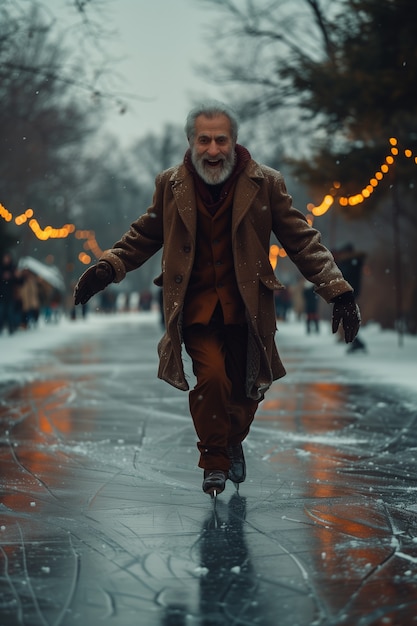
top-left (197, 492), bottom-right (258, 625)
top-left (161, 493), bottom-right (258, 626)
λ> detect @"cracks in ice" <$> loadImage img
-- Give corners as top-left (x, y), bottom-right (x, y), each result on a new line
top-left (53, 533), bottom-right (81, 626)
top-left (2, 323), bottom-right (417, 624)
top-left (4, 432), bottom-right (61, 505)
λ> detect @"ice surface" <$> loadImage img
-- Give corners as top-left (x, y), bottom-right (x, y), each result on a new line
top-left (0, 312), bottom-right (417, 625)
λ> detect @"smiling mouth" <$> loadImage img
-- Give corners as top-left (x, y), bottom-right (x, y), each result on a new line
top-left (205, 159), bottom-right (223, 168)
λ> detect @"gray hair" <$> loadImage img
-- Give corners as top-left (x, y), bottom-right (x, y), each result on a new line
top-left (185, 100), bottom-right (239, 142)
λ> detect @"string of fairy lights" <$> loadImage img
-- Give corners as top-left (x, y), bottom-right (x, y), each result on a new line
top-left (0, 205), bottom-right (103, 265)
top-left (1, 137), bottom-right (416, 272)
top-left (305, 137), bottom-right (415, 217)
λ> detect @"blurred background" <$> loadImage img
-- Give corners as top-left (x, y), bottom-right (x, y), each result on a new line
top-left (1, 0), bottom-right (416, 338)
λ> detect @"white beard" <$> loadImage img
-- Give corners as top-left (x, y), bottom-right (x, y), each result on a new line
top-left (191, 146), bottom-right (236, 185)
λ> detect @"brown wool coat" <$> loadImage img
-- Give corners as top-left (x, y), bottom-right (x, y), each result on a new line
top-left (100, 159), bottom-right (353, 400)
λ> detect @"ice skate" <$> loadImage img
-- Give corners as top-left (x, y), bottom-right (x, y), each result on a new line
top-left (202, 470), bottom-right (227, 502)
top-left (227, 443), bottom-right (246, 490)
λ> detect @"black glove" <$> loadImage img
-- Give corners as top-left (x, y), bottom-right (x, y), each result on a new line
top-left (332, 291), bottom-right (361, 343)
top-left (74, 261), bottom-right (114, 306)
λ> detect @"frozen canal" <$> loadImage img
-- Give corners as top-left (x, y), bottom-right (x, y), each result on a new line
top-left (1, 312), bottom-right (417, 625)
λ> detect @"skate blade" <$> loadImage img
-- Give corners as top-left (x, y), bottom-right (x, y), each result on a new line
top-left (209, 489), bottom-right (218, 512)
top-left (233, 482), bottom-right (240, 492)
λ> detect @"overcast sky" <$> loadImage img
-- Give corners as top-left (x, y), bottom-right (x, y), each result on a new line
top-left (78, 0), bottom-right (223, 147)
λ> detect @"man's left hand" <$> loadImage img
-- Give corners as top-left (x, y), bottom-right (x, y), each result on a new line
top-left (332, 292), bottom-right (361, 343)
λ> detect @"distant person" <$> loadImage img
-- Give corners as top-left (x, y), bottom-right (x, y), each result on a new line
top-left (139, 289), bottom-right (153, 311)
top-left (334, 244), bottom-right (367, 353)
top-left (0, 252), bottom-right (18, 334)
top-left (303, 281), bottom-right (320, 334)
top-left (274, 287), bottom-right (291, 321)
top-left (74, 101), bottom-right (360, 497)
top-left (46, 288), bottom-right (62, 323)
top-left (289, 276), bottom-right (306, 321)
top-left (100, 289), bottom-right (116, 314)
top-left (18, 269), bottom-right (41, 329)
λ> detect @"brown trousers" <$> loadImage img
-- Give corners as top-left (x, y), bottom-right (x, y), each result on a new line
top-left (183, 317), bottom-right (259, 471)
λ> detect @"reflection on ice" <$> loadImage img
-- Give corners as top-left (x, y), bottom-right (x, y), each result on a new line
top-left (0, 316), bottom-right (417, 624)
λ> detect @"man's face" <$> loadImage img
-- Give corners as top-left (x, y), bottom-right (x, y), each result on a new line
top-left (190, 114), bottom-right (236, 184)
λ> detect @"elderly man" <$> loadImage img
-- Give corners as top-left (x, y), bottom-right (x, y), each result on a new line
top-left (74, 101), bottom-right (360, 498)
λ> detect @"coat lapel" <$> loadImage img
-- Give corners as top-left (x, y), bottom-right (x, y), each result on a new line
top-left (170, 166), bottom-right (196, 242)
top-left (232, 161), bottom-right (264, 236)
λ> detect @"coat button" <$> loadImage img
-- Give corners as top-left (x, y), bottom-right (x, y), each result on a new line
top-left (183, 245), bottom-right (191, 253)
top-left (175, 275), bottom-right (183, 283)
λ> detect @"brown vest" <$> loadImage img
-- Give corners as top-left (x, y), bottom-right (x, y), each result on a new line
top-left (183, 186), bottom-right (245, 327)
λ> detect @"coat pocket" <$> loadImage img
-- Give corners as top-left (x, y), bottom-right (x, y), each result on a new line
top-left (259, 274), bottom-right (284, 291)
top-left (153, 272), bottom-right (163, 287)
top-left (257, 274), bottom-right (281, 335)
top-left (240, 273), bottom-right (282, 336)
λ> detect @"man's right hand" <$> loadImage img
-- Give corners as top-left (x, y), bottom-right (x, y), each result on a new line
top-left (73, 261), bottom-right (114, 305)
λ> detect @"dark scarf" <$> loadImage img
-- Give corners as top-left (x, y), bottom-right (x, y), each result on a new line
top-left (184, 144), bottom-right (251, 214)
